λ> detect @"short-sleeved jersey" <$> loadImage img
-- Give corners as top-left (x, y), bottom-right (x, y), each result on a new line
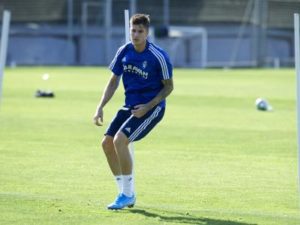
top-left (109, 40), bottom-right (173, 108)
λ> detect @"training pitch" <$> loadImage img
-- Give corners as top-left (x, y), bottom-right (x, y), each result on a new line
top-left (0, 67), bottom-right (299, 225)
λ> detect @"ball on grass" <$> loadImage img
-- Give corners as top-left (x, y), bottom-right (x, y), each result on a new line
top-left (42, 73), bottom-right (49, 80)
top-left (255, 98), bottom-right (271, 111)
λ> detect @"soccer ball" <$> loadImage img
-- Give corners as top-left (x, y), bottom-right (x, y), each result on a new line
top-left (255, 98), bottom-right (271, 111)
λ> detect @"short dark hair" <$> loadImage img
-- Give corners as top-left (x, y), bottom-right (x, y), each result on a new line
top-left (130, 14), bottom-right (150, 30)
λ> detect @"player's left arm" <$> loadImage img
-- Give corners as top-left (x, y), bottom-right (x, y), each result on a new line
top-left (131, 78), bottom-right (174, 118)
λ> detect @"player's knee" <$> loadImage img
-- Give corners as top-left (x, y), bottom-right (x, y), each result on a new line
top-left (101, 136), bottom-right (114, 153)
top-left (113, 132), bottom-right (128, 149)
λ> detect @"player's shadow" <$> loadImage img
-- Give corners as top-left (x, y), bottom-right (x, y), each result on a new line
top-left (129, 209), bottom-right (257, 225)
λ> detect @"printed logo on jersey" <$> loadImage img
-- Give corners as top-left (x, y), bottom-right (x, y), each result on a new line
top-left (123, 64), bottom-right (149, 79)
top-left (142, 61), bottom-right (147, 69)
top-left (122, 57), bottom-right (126, 63)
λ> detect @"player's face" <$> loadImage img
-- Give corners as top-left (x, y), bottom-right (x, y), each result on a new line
top-left (130, 24), bottom-right (148, 47)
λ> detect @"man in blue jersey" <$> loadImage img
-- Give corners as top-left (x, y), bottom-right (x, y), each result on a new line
top-left (93, 14), bottom-right (173, 210)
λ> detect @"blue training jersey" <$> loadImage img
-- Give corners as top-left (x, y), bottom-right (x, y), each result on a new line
top-left (109, 40), bottom-right (173, 108)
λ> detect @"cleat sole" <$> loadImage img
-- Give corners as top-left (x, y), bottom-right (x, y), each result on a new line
top-left (127, 204), bottom-right (134, 208)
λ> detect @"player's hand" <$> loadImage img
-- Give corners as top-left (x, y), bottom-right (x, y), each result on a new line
top-left (131, 104), bottom-right (150, 118)
top-left (93, 108), bottom-right (103, 126)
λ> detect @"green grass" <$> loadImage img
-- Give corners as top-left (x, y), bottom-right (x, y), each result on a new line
top-left (0, 67), bottom-right (299, 225)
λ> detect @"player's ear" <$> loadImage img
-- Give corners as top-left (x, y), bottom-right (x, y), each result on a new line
top-left (143, 26), bottom-right (149, 35)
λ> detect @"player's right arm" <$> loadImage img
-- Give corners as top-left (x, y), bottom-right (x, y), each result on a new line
top-left (93, 74), bottom-right (120, 126)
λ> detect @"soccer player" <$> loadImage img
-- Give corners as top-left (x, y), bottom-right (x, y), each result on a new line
top-left (93, 14), bottom-right (173, 210)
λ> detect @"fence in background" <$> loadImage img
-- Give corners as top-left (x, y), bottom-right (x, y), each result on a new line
top-left (0, 0), bottom-right (299, 67)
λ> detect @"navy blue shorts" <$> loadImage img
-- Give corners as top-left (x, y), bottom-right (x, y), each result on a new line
top-left (105, 105), bottom-right (165, 142)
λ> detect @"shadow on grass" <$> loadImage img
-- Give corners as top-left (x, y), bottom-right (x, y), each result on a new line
top-left (129, 208), bottom-right (257, 225)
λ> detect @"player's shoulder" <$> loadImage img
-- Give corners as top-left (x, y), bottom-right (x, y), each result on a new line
top-left (148, 41), bottom-right (171, 65)
top-left (148, 42), bottom-right (166, 54)
top-left (148, 42), bottom-right (170, 59)
top-left (116, 42), bottom-right (132, 56)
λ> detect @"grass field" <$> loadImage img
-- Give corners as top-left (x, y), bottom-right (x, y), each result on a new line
top-left (0, 67), bottom-right (299, 225)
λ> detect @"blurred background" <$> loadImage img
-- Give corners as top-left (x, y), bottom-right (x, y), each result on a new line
top-left (0, 0), bottom-right (299, 68)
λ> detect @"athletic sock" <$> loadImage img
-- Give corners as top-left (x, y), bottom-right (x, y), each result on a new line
top-left (115, 175), bottom-right (123, 194)
top-left (122, 174), bottom-right (133, 197)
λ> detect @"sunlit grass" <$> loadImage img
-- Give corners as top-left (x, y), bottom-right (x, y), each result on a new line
top-left (0, 67), bottom-right (299, 225)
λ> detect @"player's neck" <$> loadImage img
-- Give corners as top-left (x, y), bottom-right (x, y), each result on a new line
top-left (133, 41), bottom-right (147, 53)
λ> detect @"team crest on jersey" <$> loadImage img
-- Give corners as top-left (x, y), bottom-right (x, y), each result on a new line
top-left (142, 61), bottom-right (147, 69)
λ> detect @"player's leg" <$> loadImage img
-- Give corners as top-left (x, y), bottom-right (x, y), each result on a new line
top-left (113, 132), bottom-right (133, 196)
top-left (101, 135), bottom-right (122, 193)
top-left (107, 131), bottom-right (135, 210)
top-left (107, 105), bottom-right (165, 210)
top-left (102, 108), bottom-right (131, 195)
top-left (102, 135), bottom-right (121, 175)
top-left (128, 142), bottom-right (135, 195)
top-left (113, 132), bottom-right (131, 174)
